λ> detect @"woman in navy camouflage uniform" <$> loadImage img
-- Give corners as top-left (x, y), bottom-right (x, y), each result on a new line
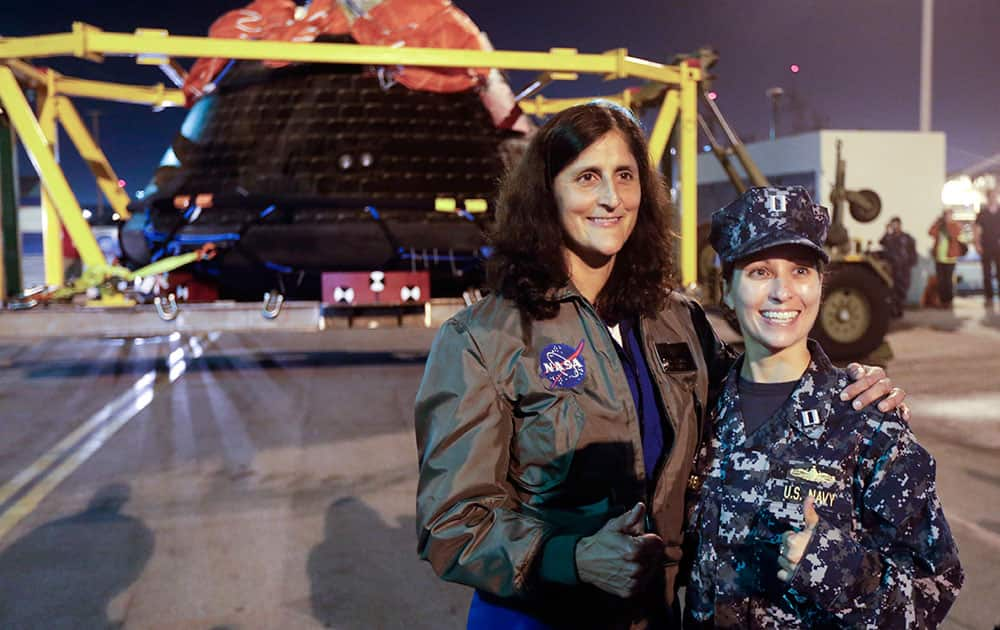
top-left (685, 186), bottom-right (963, 628)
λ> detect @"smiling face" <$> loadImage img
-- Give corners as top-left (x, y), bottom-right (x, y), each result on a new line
top-left (724, 244), bottom-right (822, 360)
top-left (553, 130), bottom-right (641, 275)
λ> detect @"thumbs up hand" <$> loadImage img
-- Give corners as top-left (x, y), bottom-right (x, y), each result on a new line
top-left (575, 503), bottom-right (665, 598)
top-left (777, 496), bottom-right (820, 583)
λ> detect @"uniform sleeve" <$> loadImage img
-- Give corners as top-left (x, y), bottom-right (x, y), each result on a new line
top-left (681, 299), bottom-right (736, 586)
top-left (414, 319), bottom-right (559, 598)
top-left (787, 414), bottom-right (964, 628)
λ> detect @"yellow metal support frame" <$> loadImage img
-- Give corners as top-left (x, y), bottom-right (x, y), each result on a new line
top-left (0, 24), bottom-right (686, 85)
top-left (0, 67), bottom-right (103, 269)
top-left (0, 23), bottom-right (708, 299)
top-left (5, 59), bottom-right (183, 109)
top-left (37, 75), bottom-right (66, 287)
top-left (0, 66), bottom-right (206, 305)
top-left (678, 65), bottom-right (699, 288)
top-left (56, 96), bottom-right (132, 221)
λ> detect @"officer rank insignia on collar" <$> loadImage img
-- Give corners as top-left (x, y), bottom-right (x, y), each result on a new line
top-left (800, 409), bottom-right (821, 427)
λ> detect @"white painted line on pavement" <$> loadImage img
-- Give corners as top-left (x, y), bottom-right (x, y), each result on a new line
top-left (915, 392), bottom-right (1000, 423)
top-left (946, 512), bottom-right (1000, 554)
top-left (0, 333), bottom-right (214, 543)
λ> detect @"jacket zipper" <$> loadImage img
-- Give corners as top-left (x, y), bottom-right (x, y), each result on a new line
top-left (637, 317), bottom-right (677, 509)
top-left (639, 316), bottom-right (705, 516)
top-left (573, 298), bottom-right (650, 496)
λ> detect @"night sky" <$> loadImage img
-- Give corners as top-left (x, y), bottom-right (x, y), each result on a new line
top-left (5, 0), bottom-right (999, 205)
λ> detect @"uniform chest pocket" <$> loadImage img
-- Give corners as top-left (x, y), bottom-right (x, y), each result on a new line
top-left (711, 450), bottom-right (773, 544)
top-left (509, 395), bottom-right (585, 493)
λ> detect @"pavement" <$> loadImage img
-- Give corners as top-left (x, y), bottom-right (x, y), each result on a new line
top-left (0, 298), bottom-right (996, 628)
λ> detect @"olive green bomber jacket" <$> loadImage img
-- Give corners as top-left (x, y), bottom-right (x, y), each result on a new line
top-left (414, 287), bottom-right (732, 623)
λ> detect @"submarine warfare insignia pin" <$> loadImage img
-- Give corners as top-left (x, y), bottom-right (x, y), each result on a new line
top-left (789, 465), bottom-right (837, 487)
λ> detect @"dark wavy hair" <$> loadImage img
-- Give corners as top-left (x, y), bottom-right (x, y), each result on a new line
top-left (486, 101), bottom-right (676, 321)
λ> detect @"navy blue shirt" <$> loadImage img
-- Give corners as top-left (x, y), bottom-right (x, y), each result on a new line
top-left (614, 318), bottom-right (673, 492)
top-left (737, 376), bottom-right (798, 436)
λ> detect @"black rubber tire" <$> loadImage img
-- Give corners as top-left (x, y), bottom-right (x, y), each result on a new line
top-left (811, 264), bottom-right (891, 361)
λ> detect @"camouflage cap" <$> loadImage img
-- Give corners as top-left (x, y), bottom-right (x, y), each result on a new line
top-left (709, 186), bottom-right (831, 265)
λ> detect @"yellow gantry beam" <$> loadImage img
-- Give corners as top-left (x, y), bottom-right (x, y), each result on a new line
top-left (37, 80), bottom-right (64, 286)
top-left (0, 67), bottom-right (105, 271)
top-left (56, 96), bottom-right (132, 220)
top-left (646, 89), bottom-right (680, 168)
top-left (678, 65), bottom-right (699, 288)
top-left (4, 59), bottom-right (184, 109)
top-left (0, 33), bottom-right (83, 61)
top-left (56, 77), bottom-right (184, 108)
top-left (0, 23), bottom-right (687, 86)
top-left (4, 59), bottom-right (47, 85)
top-left (519, 94), bottom-right (630, 116)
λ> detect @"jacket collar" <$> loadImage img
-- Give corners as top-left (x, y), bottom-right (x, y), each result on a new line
top-left (716, 339), bottom-right (841, 446)
top-left (550, 282), bottom-right (582, 302)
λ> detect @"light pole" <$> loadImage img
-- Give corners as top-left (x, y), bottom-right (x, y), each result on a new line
top-left (766, 87), bottom-right (784, 141)
top-left (919, 0), bottom-right (933, 131)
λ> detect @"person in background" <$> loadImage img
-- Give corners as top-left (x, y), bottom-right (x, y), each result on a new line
top-left (879, 216), bottom-right (918, 317)
top-left (685, 186), bottom-right (963, 628)
top-left (974, 189), bottom-right (1000, 309)
top-left (929, 208), bottom-right (963, 309)
top-left (61, 224), bottom-right (82, 282)
top-left (414, 102), bottom-right (908, 629)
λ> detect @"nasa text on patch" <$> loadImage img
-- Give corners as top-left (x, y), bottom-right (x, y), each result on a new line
top-left (539, 340), bottom-right (587, 389)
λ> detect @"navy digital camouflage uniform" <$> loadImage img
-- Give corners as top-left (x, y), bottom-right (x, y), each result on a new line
top-left (683, 186), bottom-right (964, 628)
top-left (685, 342), bottom-right (963, 628)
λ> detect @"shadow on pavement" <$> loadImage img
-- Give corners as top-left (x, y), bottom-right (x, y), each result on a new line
top-left (963, 467), bottom-right (1000, 489)
top-left (0, 483), bottom-right (154, 629)
top-left (307, 496), bottom-right (467, 630)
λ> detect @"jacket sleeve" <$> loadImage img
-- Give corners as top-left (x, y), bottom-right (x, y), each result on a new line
top-left (686, 299), bottom-right (738, 408)
top-left (787, 413), bottom-right (964, 628)
top-left (414, 318), bottom-right (559, 598)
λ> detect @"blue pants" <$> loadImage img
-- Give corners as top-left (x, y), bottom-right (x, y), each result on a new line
top-left (467, 591), bottom-right (554, 630)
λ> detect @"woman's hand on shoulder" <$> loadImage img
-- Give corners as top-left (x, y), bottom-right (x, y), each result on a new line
top-left (840, 363), bottom-right (910, 420)
top-left (575, 503), bottom-right (664, 598)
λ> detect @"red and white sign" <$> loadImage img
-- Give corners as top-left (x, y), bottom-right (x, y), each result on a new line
top-left (321, 271), bottom-right (430, 306)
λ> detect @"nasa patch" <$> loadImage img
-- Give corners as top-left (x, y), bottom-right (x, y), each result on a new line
top-left (539, 340), bottom-right (587, 389)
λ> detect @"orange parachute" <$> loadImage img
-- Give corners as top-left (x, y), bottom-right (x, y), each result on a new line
top-left (183, 0), bottom-right (489, 104)
top-left (349, 0), bottom-right (488, 93)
